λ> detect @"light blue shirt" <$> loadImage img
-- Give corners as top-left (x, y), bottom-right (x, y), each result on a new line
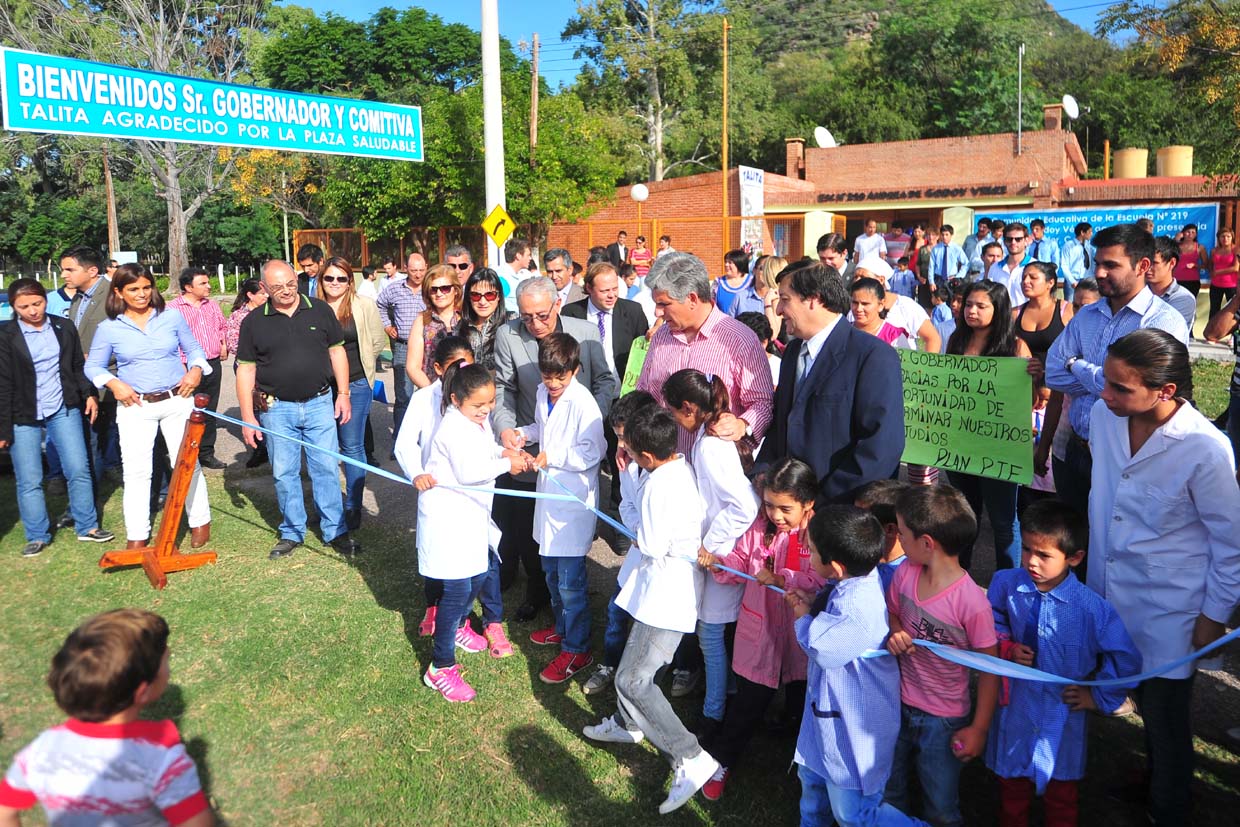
top-left (963, 232), bottom-right (989, 271)
top-left (984, 569), bottom-right (1140, 793)
top-left (1027, 236), bottom-right (1060, 267)
top-left (1059, 238), bottom-right (1094, 287)
top-left (794, 569), bottom-right (902, 796)
top-left (85, 309), bottom-right (210, 394)
top-left (19, 320), bottom-right (64, 418)
top-left (726, 282), bottom-right (767, 318)
top-left (932, 303), bottom-right (953, 325)
top-left (928, 243), bottom-right (968, 284)
top-left (888, 268), bottom-right (916, 299)
top-left (45, 288), bottom-right (73, 319)
top-left (1044, 287), bottom-right (1189, 439)
top-left (72, 277), bottom-right (104, 327)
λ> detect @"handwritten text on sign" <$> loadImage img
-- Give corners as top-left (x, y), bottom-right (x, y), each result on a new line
top-left (899, 350), bottom-right (1033, 485)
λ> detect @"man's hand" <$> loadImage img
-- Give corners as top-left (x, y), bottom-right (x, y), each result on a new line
top-left (887, 630), bottom-right (915, 657)
top-left (534, 451), bottom-right (548, 470)
top-left (1192, 614), bottom-right (1227, 651)
top-left (707, 412), bottom-right (746, 442)
top-left (334, 392), bottom-right (351, 425)
top-left (500, 429), bottom-right (526, 451)
top-left (384, 325), bottom-right (398, 340)
top-left (950, 724), bottom-right (987, 760)
top-left (1062, 685), bottom-right (1097, 712)
top-left (84, 396), bottom-right (99, 424)
top-left (1007, 643), bottom-right (1036, 666)
top-left (242, 415), bottom-right (263, 449)
top-left (413, 473), bottom-right (436, 491)
top-left (1033, 440), bottom-right (1051, 477)
top-left (1026, 357), bottom-right (1045, 382)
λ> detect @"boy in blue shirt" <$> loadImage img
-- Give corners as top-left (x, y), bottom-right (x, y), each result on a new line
top-left (888, 256), bottom-right (916, 299)
top-left (786, 506), bottom-right (925, 826)
top-left (985, 499), bottom-right (1141, 826)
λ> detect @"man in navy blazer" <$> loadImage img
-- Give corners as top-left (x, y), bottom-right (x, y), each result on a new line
top-left (756, 262), bottom-right (905, 507)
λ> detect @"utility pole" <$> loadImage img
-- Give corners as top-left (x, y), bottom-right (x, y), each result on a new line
top-left (530, 33), bottom-right (539, 169)
top-left (102, 144), bottom-right (119, 257)
top-left (721, 17), bottom-right (730, 251)
top-left (281, 169), bottom-right (291, 262)
top-left (481, 0), bottom-right (506, 268)
top-left (1017, 42), bottom-right (1025, 156)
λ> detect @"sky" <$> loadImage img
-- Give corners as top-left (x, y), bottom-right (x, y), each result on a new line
top-left (292, 1), bottom-right (1115, 88)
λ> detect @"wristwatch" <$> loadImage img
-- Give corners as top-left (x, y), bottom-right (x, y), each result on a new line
top-left (1064, 355), bottom-right (1080, 371)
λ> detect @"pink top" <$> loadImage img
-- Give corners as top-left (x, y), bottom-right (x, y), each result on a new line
top-left (1173, 246), bottom-right (1202, 284)
top-left (630, 247), bottom-right (653, 278)
top-left (713, 518), bottom-right (825, 688)
top-left (886, 561), bottom-right (997, 718)
top-left (1212, 249), bottom-right (1238, 289)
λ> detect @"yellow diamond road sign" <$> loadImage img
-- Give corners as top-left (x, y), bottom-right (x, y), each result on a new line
top-left (482, 204), bottom-right (515, 248)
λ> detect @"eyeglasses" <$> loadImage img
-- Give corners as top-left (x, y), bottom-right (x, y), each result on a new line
top-left (519, 310), bottom-right (554, 325)
top-left (450, 262), bottom-right (471, 271)
top-left (267, 283), bottom-right (298, 293)
top-left (320, 275), bottom-right (351, 284)
top-left (429, 284), bottom-right (456, 295)
top-left (470, 290), bottom-right (500, 302)
top-left (1004, 236), bottom-right (1026, 243)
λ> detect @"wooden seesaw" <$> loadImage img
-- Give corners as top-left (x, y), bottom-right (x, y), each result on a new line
top-left (98, 393), bottom-right (218, 589)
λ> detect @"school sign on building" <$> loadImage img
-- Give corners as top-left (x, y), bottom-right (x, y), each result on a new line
top-left (0, 47), bottom-right (423, 162)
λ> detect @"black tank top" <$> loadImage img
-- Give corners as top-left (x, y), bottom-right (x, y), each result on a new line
top-left (1015, 300), bottom-right (1066, 366)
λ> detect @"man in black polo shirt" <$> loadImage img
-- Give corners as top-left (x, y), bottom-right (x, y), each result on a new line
top-left (236, 260), bottom-right (361, 559)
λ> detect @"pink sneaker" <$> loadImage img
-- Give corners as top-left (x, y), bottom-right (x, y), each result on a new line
top-left (423, 664), bottom-right (476, 703)
top-left (419, 606), bottom-right (437, 637)
top-left (484, 623), bottom-right (514, 658)
top-left (455, 622), bottom-right (487, 654)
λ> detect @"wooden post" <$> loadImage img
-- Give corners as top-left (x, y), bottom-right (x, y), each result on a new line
top-left (98, 394), bottom-right (218, 589)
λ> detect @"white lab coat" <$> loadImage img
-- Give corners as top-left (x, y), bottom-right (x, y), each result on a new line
top-left (517, 380), bottom-right (606, 556)
top-left (616, 456), bottom-right (705, 633)
top-left (393, 381), bottom-right (443, 480)
top-left (615, 461), bottom-right (647, 589)
top-left (1088, 399), bottom-right (1240, 679)
top-left (690, 429), bottom-right (760, 624)
top-left (416, 406), bottom-right (510, 580)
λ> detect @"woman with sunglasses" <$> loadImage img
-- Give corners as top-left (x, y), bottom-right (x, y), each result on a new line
top-left (317, 257), bottom-right (386, 530)
top-left (408, 264), bottom-right (463, 389)
top-left (456, 268), bottom-right (513, 371)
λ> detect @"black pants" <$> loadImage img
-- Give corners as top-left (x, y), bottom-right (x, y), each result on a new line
top-left (1135, 675), bottom-right (1196, 826)
top-left (1210, 285), bottom-right (1237, 320)
top-left (603, 414), bottom-right (621, 507)
top-left (494, 473), bottom-right (549, 609)
top-left (198, 357), bottom-right (222, 458)
top-left (1180, 279), bottom-right (1202, 298)
top-left (702, 674), bottom-right (805, 770)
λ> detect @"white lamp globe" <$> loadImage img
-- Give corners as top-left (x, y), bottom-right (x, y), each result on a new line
top-left (630, 183), bottom-right (650, 202)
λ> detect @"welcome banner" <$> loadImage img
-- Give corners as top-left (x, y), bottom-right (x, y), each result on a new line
top-left (0, 47), bottom-right (423, 162)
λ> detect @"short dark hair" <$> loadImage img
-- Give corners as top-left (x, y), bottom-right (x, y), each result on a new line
top-left (624, 405), bottom-right (678, 460)
top-left (724, 248), bottom-right (749, 275)
top-left (777, 262), bottom-right (849, 313)
top-left (1020, 499), bottom-right (1088, 560)
top-left (807, 505), bottom-right (885, 577)
top-left (898, 255), bottom-right (910, 266)
top-left (982, 241), bottom-right (1003, 256)
top-left (1004, 222), bottom-right (1028, 238)
top-left (735, 310), bottom-right (772, 343)
top-left (1074, 222), bottom-right (1092, 237)
top-left (853, 479), bottom-right (909, 527)
top-left (178, 266), bottom-right (209, 291)
top-left (991, 219), bottom-right (1006, 231)
top-left (1153, 236), bottom-right (1180, 266)
top-left (7, 277), bottom-right (47, 301)
top-left (1030, 218), bottom-right (1045, 230)
top-left (977, 217), bottom-right (991, 229)
top-left (296, 243), bottom-right (324, 264)
top-left (939, 224), bottom-right (955, 235)
top-left (587, 246), bottom-right (610, 266)
top-left (1092, 223), bottom-right (1154, 267)
top-left (538, 332), bottom-right (581, 375)
top-left (48, 609), bottom-right (170, 722)
top-left (608, 389), bottom-right (657, 431)
top-left (504, 238), bottom-right (531, 264)
top-left (895, 485), bottom-right (978, 558)
top-left (1107, 328), bottom-right (1193, 401)
top-left (934, 285), bottom-right (952, 303)
top-left (381, 256), bottom-right (397, 267)
top-left (60, 245), bottom-right (103, 273)
top-left (659, 234), bottom-right (671, 244)
top-left (433, 335), bottom-right (474, 369)
top-left (543, 248), bottom-right (573, 270)
top-left (1075, 277), bottom-right (1100, 294)
top-left (816, 232), bottom-right (847, 255)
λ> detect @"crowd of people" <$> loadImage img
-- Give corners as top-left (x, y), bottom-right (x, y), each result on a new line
top-left (2, 218), bottom-right (1240, 826)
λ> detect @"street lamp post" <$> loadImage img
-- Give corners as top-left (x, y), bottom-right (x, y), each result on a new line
top-left (631, 183), bottom-right (649, 239)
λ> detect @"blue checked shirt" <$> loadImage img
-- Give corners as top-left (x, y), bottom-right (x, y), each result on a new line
top-left (1044, 287), bottom-right (1188, 440)
top-left (984, 569), bottom-right (1141, 793)
top-left (19, 320), bottom-right (64, 418)
top-left (375, 279), bottom-right (426, 342)
top-left (794, 569), bottom-right (902, 796)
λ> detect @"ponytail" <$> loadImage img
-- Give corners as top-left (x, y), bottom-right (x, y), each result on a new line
top-left (442, 361), bottom-right (494, 413)
top-left (663, 368), bottom-right (731, 428)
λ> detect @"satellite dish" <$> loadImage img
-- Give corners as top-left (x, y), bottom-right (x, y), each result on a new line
top-left (813, 126), bottom-right (837, 149)
top-left (1062, 94), bottom-right (1080, 120)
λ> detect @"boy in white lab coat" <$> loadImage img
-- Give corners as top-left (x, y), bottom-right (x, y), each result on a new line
top-left (519, 333), bottom-right (606, 685)
top-left (582, 405), bottom-right (720, 815)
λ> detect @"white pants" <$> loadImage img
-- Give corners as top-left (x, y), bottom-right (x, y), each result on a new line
top-left (116, 395), bottom-right (210, 541)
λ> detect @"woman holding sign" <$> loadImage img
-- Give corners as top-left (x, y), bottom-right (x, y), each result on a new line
top-left (944, 280), bottom-right (1032, 570)
top-left (1089, 328), bottom-right (1240, 826)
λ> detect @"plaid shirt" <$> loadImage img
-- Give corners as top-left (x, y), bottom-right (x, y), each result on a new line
top-left (376, 279), bottom-right (426, 341)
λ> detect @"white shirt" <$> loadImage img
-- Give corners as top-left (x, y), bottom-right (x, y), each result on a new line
top-left (517, 379), bottom-right (606, 557)
top-left (989, 260), bottom-right (1027, 307)
top-left (854, 233), bottom-right (888, 263)
top-left (557, 283), bottom-right (573, 306)
top-left (616, 462), bottom-right (648, 588)
top-left (356, 279), bottom-right (378, 300)
top-left (1087, 399), bottom-right (1240, 678)
top-left (616, 455), bottom-right (706, 633)
top-left (630, 285), bottom-right (656, 326)
top-left (393, 381), bottom-right (443, 479)
top-left (587, 299), bottom-right (618, 380)
top-left (797, 313), bottom-right (842, 383)
top-left (690, 426), bottom-right (760, 623)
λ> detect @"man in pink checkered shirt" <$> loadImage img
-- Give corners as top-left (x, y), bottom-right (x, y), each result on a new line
top-left (168, 267), bottom-right (228, 468)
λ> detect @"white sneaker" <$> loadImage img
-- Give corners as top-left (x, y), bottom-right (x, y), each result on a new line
top-left (659, 750), bottom-right (721, 814)
top-left (583, 665), bottom-right (615, 696)
top-left (583, 714), bottom-right (644, 744)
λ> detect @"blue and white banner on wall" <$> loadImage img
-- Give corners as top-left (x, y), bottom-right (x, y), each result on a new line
top-left (0, 47), bottom-right (422, 162)
top-left (985, 203), bottom-right (1220, 248)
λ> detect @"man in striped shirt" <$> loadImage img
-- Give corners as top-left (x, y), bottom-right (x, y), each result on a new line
top-left (636, 252), bottom-right (774, 455)
top-left (168, 267), bottom-right (228, 469)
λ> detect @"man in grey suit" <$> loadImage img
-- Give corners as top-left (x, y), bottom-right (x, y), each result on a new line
top-left (493, 276), bottom-right (616, 622)
top-left (544, 248), bottom-right (586, 307)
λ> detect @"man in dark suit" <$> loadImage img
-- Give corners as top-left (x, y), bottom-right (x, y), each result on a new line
top-left (544, 248), bottom-right (586, 306)
top-left (606, 230), bottom-right (629, 269)
top-left (563, 261), bottom-right (650, 510)
top-left (757, 262), bottom-right (905, 507)
top-left (61, 245), bottom-right (119, 482)
top-left (296, 242), bottom-right (324, 296)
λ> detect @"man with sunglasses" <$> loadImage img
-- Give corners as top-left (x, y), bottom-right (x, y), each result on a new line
top-left (492, 276), bottom-right (615, 623)
top-left (988, 221), bottom-right (1031, 308)
top-left (376, 251), bottom-right (428, 447)
top-left (445, 244), bottom-right (475, 282)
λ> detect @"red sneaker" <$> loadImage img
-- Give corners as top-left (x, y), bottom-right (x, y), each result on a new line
top-left (701, 766), bottom-right (729, 801)
top-left (529, 627), bottom-right (564, 646)
top-left (540, 651), bottom-right (594, 684)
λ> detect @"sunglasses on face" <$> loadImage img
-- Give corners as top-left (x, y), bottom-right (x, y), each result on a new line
top-left (320, 275), bottom-right (351, 284)
top-left (450, 262), bottom-right (471, 270)
top-left (470, 290), bottom-right (500, 302)
top-left (429, 283), bottom-right (456, 295)
top-left (1005, 236), bottom-right (1026, 243)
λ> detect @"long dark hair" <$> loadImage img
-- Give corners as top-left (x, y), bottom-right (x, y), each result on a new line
top-left (946, 280), bottom-right (1016, 357)
top-left (460, 268), bottom-right (505, 327)
top-left (105, 263), bottom-right (164, 319)
top-left (441, 361), bottom-right (494, 414)
top-left (759, 456), bottom-right (819, 542)
top-left (232, 278), bottom-right (263, 313)
top-left (663, 368), bottom-right (753, 468)
top-left (1107, 328), bottom-right (1193, 402)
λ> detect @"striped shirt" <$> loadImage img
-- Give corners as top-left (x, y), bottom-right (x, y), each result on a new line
top-left (636, 305), bottom-right (774, 454)
top-left (168, 295), bottom-right (227, 360)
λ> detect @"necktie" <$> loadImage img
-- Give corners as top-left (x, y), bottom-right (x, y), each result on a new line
top-left (1083, 242), bottom-right (1090, 270)
top-left (1033, 240), bottom-right (1041, 259)
top-left (597, 309), bottom-right (607, 343)
top-left (1019, 590), bottom-right (1044, 658)
top-left (938, 246), bottom-right (946, 281)
top-left (797, 344), bottom-right (812, 386)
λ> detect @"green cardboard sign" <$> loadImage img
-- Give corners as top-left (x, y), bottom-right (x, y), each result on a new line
top-left (899, 350), bottom-right (1034, 485)
top-left (620, 336), bottom-right (648, 397)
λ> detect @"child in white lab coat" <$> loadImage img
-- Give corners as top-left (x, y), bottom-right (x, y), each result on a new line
top-left (583, 406), bottom-right (720, 814)
top-left (417, 361), bottom-right (530, 703)
top-left (663, 368), bottom-right (759, 738)
top-left (517, 333), bottom-right (607, 684)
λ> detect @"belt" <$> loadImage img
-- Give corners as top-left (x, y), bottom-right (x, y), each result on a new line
top-left (140, 389), bottom-right (176, 403)
top-left (393, 337), bottom-right (408, 344)
top-left (268, 385), bottom-right (331, 405)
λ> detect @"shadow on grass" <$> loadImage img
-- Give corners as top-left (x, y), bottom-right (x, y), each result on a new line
top-left (144, 684), bottom-right (217, 809)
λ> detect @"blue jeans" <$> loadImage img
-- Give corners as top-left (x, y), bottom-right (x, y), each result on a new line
top-left (946, 471), bottom-right (1020, 570)
top-left (391, 342), bottom-right (414, 439)
top-left (884, 705), bottom-right (969, 827)
top-left (697, 620), bottom-right (730, 721)
top-left (336, 377), bottom-right (373, 512)
top-left (544, 556), bottom-right (590, 654)
top-left (89, 395), bottom-right (121, 478)
top-left (477, 547), bottom-right (503, 625)
top-left (799, 764), bottom-right (926, 827)
top-left (260, 392), bottom-right (344, 543)
top-left (11, 407), bottom-right (98, 543)
top-left (603, 583), bottom-right (632, 668)
top-left (431, 571), bottom-right (487, 668)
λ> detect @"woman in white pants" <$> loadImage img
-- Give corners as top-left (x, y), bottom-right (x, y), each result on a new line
top-left (85, 264), bottom-right (212, 548)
